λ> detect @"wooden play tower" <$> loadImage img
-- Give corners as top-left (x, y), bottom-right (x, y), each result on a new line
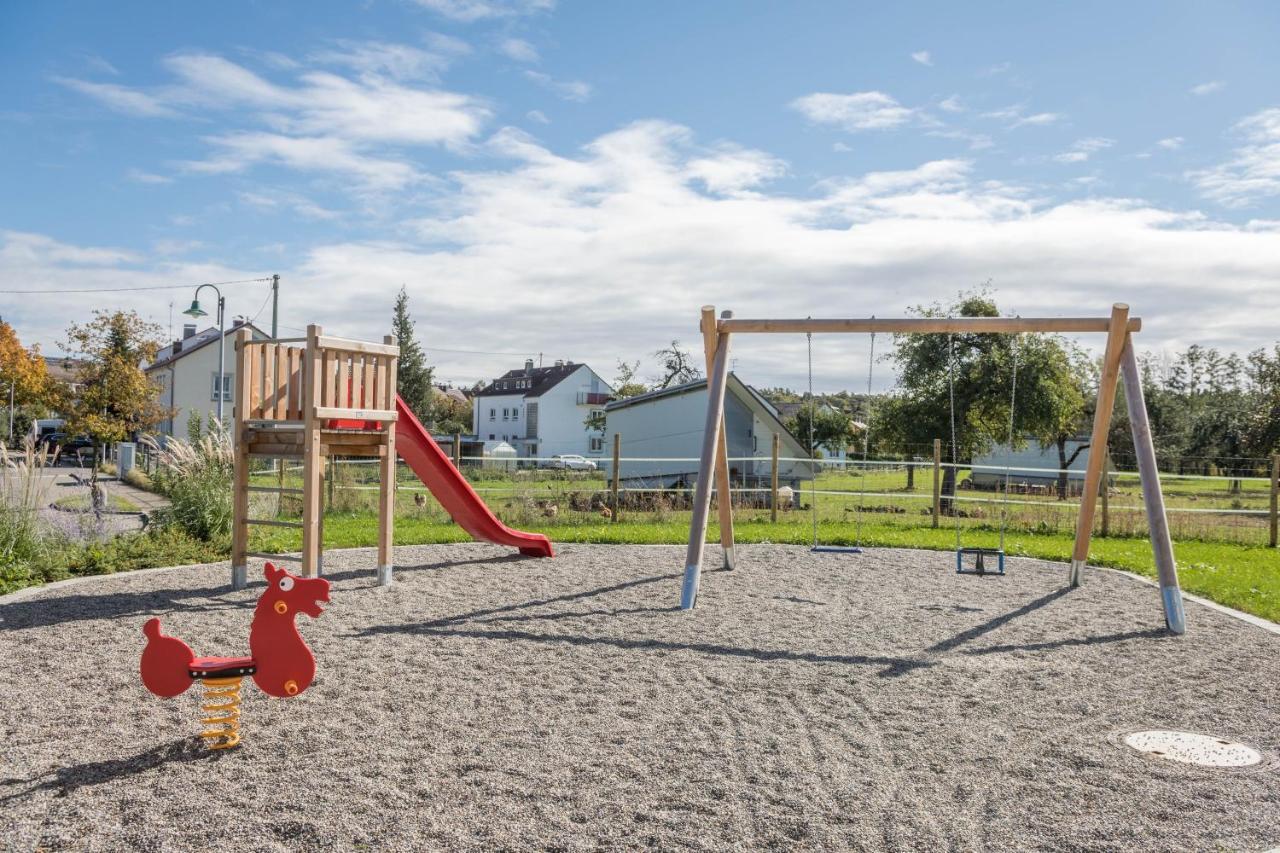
top-left (230, 325), bottom-right (400, 589)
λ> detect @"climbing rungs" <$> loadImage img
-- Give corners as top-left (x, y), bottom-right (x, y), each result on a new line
top-left (245, 486), bottom-right (304, 495)
top-left (245, 551), bottom-right (302, 562)
top-left (245, 518), bottom-right (302, 529)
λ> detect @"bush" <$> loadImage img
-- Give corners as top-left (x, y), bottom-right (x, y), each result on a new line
top-left (0, 440), bottom-right (64, 581)
top-left (122, 467), bottom-right (154, 491)
top-left (63, 526), bottom-right (225, 578)
top-left (143, 424), bottom-right (233, 541)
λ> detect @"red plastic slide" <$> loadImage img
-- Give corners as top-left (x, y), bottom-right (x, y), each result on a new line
top-left (393, 396), bottom-right (554, 558)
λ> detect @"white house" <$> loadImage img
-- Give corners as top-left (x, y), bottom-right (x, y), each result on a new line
top-left (146, 320), bottom-right (269, 438)
top-left (971, 436), bottom-right (1092, 491)
top-left (471, 359), bottom-right (613, 460)
top-left (603, 374), bottom-right (815, 489)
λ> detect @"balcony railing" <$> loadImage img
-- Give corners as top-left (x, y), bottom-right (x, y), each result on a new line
top-left (576, 392), bottom-right (611, 405)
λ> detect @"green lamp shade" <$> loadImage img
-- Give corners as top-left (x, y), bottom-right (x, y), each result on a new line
top-left (182, 299), bottom-right (207, 318)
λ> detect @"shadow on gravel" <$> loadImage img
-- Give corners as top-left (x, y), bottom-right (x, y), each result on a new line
top-left (0, 585), bottom-right (247, 632)
top-left (0, 739), bottom-right (217, 803)
top-left (316, 553), bottom-right (529, 584)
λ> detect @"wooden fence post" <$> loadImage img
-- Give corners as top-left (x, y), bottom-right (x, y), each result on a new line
top-left (932, 438), bottom-right (941, 529)
top-left (770, 432), bottom-right (780, 523)
top-left (1270, 453), bottom-right (1278, 548)
top-left (611, 432), bottom-right (621, 522)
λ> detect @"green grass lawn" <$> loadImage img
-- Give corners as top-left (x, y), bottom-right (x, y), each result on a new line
top-left (50, 494), bottom-right (141, 513)
top-left (248, 509), bottom-right (1280, 624)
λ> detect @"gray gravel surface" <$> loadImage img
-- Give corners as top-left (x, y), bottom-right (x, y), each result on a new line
top-left (2, 544), bottom-right (1278, 851)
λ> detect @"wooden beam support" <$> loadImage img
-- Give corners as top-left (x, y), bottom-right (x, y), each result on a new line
top-left (314, 336), bottom-right (401, 357)
top-left (1069, 304), bottom-right (1130, 586)
top-left (230, 327), bottom-right (253, 590)
top-left (720, 316), bottom-right (1142, 335)
top-left (770, 432), bottom-right (780, 523)
top-left (701, 306), bottom-right (736, 570)
top-left (300, 324), bottom-right (324, 578)
top-left (377, 333), bottom-right (398, 586)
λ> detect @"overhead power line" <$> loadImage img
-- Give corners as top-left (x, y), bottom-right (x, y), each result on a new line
top-left (0, 277), bottom-right (273, 295)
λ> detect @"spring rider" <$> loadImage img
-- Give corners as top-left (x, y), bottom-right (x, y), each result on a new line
top-left (140, 562), bottom-right (330, 749)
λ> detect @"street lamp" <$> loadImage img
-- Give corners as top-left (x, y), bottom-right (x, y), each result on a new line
top-left (184, 284), bottom-right (227, 423)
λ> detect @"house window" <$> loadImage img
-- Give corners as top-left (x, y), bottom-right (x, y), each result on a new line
top-left (211, 372), bottom-right (233, 402)
top-left (589, 437), bottom-right (604, 453)
top-left (502, 408), bottom-right (508, 420)
top-left (489, 434), bottom-right (495, 440)
top-left (489, 408), bottom-right (496, 421)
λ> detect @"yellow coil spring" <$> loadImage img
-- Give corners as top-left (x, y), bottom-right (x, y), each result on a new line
top-left (200, 676), bottom-right (243, 750)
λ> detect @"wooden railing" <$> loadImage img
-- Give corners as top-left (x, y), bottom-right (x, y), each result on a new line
top-left (235, 327), bottom-right (400, 424)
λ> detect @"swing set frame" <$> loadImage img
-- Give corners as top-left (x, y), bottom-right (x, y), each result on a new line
top-left (681, 303), bottom-right (1187, 635)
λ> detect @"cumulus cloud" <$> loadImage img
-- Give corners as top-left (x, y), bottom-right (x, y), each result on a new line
top-left (939, 95), bottom-right (964, 113)
top-left (1190, 81), bottom-right (1224, 96)
top-left (1188, 107), bottom-right (1280, 207)
top-left (8, 122), bottom-right (1278, 390)
top-left (911, 50), bottom-right (932, 66)
top-left (1156, 136), bottom-right (1184, 150)
top-left (791, 91), bottom-right (918, 132)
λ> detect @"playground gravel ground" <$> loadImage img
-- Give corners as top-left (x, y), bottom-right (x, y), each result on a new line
top-left (2, 543), bottom-right (1278, 851)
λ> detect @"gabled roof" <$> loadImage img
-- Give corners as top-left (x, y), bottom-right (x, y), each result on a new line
top-left (146, 322), bottom-right (267, 372)
top-left (474, 362), bottom-right (586, 398)
top-left (606, 373), bottom-right (812, 459)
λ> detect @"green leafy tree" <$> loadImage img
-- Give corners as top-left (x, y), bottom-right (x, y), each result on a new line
top-left (431, 390), bottom-right (472, 435)
top-left (392, 286), bottom-right (434, 425)
top-left (786, 405), bottom-right (859, 458)
top-left (60, 311), bottom-right (169, 515)
top-left (874, 291), bottom-right (1092, 510)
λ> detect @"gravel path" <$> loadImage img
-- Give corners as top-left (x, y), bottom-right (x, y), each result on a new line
top-left (2, 544), bottom-right (1278, 851)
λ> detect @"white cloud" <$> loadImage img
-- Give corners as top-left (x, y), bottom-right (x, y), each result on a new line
top-left (499, 38), bottom-right (539, 63)
top-left (413, 0), bottom-right (553, 22)
top-left (59, 49), bottom-right (490, 192)
top-left (911, 50), bottom-right (932, 66)
top-left (1188, 107), bottom-right (1280, 207)
top-left (11, 122), bottom-right (1279, 388)
top-left (1052, 136), bottom-right (1115, 164)
top-left (791, 91), bottom-right (917, 132)
top-left (832, 142), bottom-right (852, 153)
top-left (239, 190), bottom-right (342, 221)
top-left (153, 239), bottom-right (204, 256)
top-left (54, 77), bottom-right (178, 117)
top-left (981, 104), bottom-right (1063, 128)
top-left (981, 62), bottom-right (1012, 76)
top-left (1190, 81), bottom-right (1224, 96)
top-left (310, 38), bottom-right (470, 81)
top-left (126, 168), bottom-right (173, 184)
top-left (939, 95), bottom-right (964, 113)
top-left (526, 109), bottom-right (550, 124)
top-left (523, 70), bottom-right (591, 102)
top-left (928, 129), bottom-right (994, 150)
top-left (1156, 136), bottom-right (1184, 150)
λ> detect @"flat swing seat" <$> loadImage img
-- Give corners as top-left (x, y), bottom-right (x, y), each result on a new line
top-left (956, 547), bottom-right (1005, 576)
top-left (811, 545), bottom-right (863, 554)
top-left (188, 656), bottom-right (256, 679)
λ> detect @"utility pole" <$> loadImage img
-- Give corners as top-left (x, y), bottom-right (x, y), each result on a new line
top-left (271, 274), bottom-right (280, 338)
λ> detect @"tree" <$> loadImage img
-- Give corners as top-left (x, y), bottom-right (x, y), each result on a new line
top-left (874, 291), bottom-right (1092, 510)
top-left (0, 320), bottom-right (51, 442)
top-left (612, 359), bottom-right (648, 399)
top-left (653, 341), bottom-right (701, 389)
top-left (786, 405), bottom-right (859, 457)
top-left (431, 390), bottom-right (472, 435)
top-left (60, 311), bottom-right (168, 515)
top-left (1244, 345), bottom-right (1280, 456)
top-left (392, 287), bottom-right (433, 425)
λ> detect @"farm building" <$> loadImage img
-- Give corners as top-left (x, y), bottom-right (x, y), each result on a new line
top-left (603, 374), bottom-right (816, 490)
top-left (971, 437), bottom-right (1092, 492)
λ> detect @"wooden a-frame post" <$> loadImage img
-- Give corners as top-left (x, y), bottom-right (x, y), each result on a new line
top-left (230, 328), bottom-right (253, 590)
top-left (1069, 303), bottom-right (1128, 587)
top-left (700, 306), bottom-right (736, 570)
top-left (376, 334), bottom-right (398, 586)
top-left (300, 324), bottom-right (324, 579)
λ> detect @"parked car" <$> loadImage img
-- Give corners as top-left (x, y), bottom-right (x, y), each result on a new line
top-left (39, 433), bottom-right (95, 462)
top-left (542, 454), bottom-right (598, 471)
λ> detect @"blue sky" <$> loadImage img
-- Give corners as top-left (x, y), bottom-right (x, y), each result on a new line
top-left (2, 1), bottom-right (1278, 390)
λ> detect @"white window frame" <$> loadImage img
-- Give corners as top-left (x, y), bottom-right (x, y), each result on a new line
top-left (211, 372), bottom-right (233, 402)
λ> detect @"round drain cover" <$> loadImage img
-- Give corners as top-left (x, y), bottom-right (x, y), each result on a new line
top-left (1124, 730), bottom-right (1262, 767)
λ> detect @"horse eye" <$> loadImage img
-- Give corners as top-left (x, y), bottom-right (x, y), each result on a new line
top-left (279, 576), bottom-right (295, 591)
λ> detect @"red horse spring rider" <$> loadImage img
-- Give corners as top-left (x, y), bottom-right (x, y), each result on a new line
top-left (140, 562), bottom-right (330, 749)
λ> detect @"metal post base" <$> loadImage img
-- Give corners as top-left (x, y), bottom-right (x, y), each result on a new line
top-left (1068, 558), bottom-right (1086, 587)
top-left (723, 546), bottom-right (736, 571)
top-left (680, 565), bottom-right (700, 610)
top-left (231, 564), bottom-right (247, 590)
top-left (1162, 586), bottom-right (1186, 635)
top-left (377, 564), bottom-right (393, 586)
